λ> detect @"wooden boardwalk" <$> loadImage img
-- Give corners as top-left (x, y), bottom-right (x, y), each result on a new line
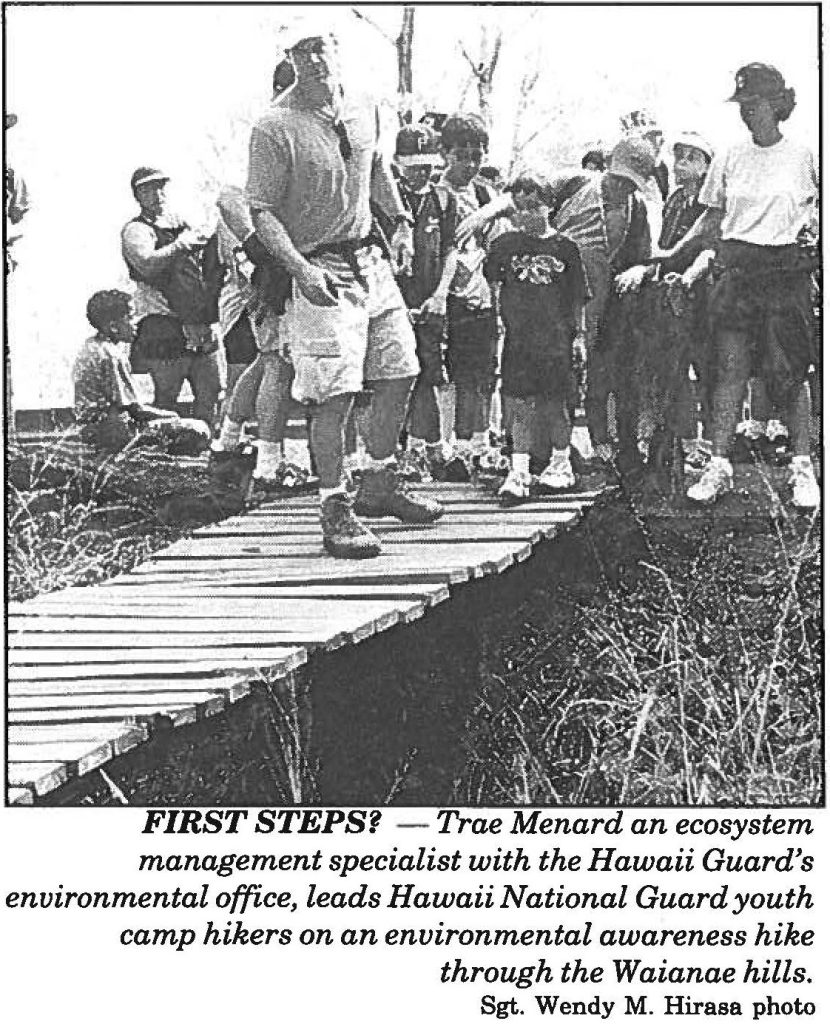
top-left (6, 481), bottom-right (604, 804)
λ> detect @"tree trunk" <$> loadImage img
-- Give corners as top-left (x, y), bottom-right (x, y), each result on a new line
top-left (396, 6), bottom-right (415, 124)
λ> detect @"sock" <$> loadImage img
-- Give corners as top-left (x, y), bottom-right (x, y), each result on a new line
top-left (408, 436), bottom-right (427, 454)
top-left (320, 484), bottom-right (348, 503)
top-left (471, 430), bottom-right (490, 455)
top-left (255, 439), bottom-right (284, 479)
top-left (364, 456), bottom-right (396, 472)
top-left (454, 438), bottom-right (473, 459)
top-left (549, 446), bottom-right (570, 466)
top-left (426, 441), bottom-right (445, 458)
top-left (511, 453), bottom-right (530, 475)
top-left (792, 455), bottom-right (812, 469)
top-left (216, 418), bottom-right (243, 450)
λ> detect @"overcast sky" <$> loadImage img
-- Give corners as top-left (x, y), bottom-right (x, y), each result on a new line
top-left (5, 2), bottom-right (820, 407)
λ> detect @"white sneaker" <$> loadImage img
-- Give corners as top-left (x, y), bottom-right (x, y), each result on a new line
top-left (538, 455), bottom-right (576, 492)
top-left (498, 469), bottom-right (531, 506)
top-left (790, 459), bottom-right (820, 511)
top-left (687, 457), bottom-right (733, 504)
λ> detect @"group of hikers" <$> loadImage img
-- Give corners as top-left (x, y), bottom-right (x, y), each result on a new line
top-left (68, 22), bottom-right (820, 559)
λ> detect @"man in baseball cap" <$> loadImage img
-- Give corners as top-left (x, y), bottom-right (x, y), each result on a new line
top-left (728, 62), bottom-right (788, 103)
top-left (130, 167), bottom-right (169, 193)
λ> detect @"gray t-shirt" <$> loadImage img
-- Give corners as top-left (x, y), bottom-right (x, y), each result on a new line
top-left (246, 92), bottom-right (403, 254)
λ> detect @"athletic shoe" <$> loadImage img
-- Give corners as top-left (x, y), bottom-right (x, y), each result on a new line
top-left (687, 457), bottom-right (733, 504)
top-left (538, 455), bottom-right (576, 492)
top-left (790, 459), bottom-right (821, 511)
top-left (442, 454), bottom-right (473, 483)
top-left (320, 492), bottom-right (382, 559)
top-left (498, 469), bottom-right (531, 506)
top-left (354, 466), bottom-right (444, 523)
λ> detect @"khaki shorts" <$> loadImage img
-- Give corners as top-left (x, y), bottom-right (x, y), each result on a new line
top-left (283, 246), bottom-right (418, 404)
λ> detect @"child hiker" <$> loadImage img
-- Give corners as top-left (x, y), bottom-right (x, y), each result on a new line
top-left (484, 173), bottom-right (589, 504)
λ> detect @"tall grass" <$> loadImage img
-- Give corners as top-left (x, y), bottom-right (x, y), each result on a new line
top-left (453, 492), bottom-right (822, 807)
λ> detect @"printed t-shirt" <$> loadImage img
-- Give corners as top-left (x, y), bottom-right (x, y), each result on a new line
top-left (485, 231), bottom-right (588, 397)
top-left (437, 177), bottom-right (493, 310)
top-left (699, 138), bottom-right (818, 246)
top-left (73, 335), bottom-right (139, 423)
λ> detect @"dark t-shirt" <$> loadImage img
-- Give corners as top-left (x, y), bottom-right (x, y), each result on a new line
top-left (485, 231), bottom-right (588, 397)
top-left (397, 185), bottom-right (456, 308)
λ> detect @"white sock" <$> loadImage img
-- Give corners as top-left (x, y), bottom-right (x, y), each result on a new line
top-left (320, 484), bottom-right (348, 503)
top-left (364, 456), bottom-right (396, 472)
top-left (255, 439), bottom-right (284, 479)
top-left (216, 419), bottom-right (243, 450)
top-left (549, 446), bottom-right (571, 466)
top-left (426, 441), bottom-right (445, 457)
top-left (471, 430), bottom-right (490, 455)
top-left (511, 453), bottom-right (530, 475)
top-left (792, 455), bottom-right (813, 469)
top-left (454, 438), bottom-right (473, 458)
top-left (408, 437), bottom-right (427, 454)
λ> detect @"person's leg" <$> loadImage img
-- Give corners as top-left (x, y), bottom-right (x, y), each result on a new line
top-left (538, 396), bottom-right (576, 491)
top-left (408, 376), bottom-right (441, 445)
top-left (150, 357), bottom-right (188, 412)
top-left (215, 354), bottom-right (265, 450)
top-left (188, 349), bottom-right (222, 428)
top-left (254, 353), bottom-right (294, 479)
top-left (498, 396), bottom-right (532, 504)
top-left (687, 327), bottom-right (750, 502)
top-left (309, 393), bottom-right (354, 490)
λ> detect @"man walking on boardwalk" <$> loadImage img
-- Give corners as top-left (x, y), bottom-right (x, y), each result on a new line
top-left (245, 21), bottom-right (443, 558)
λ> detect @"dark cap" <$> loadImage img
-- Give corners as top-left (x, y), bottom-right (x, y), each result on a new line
top-left (729, 63), bottom-right (787, 103)
top-left (130, 167), bottom-right (169, 192)
top-left (395, 124), bottom-right (441, 165)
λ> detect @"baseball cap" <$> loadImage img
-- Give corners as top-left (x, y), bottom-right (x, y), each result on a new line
top-left (395, 124), bottom-right (441, 166)
top-left (130, 167), bottom-right (169, 192)
top-left (672, 132), bottom-right (714, 161)
top-left (609, 137), bottom-right (656, 193)
top-left (728, 63), bottom-right (787, 103)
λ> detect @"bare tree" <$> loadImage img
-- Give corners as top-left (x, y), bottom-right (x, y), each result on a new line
top-left (508, 61), bottom-right (541, 176)
top-left (352, 6), bottom-right (416, 123)
top-left (459, 24), bottom-right (503, 127)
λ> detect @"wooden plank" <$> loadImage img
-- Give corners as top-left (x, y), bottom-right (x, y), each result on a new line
top-left (8, 762), bottom-right (69, 797)
top-left (9, 629), bottom-right (347, 651)
top-left (9, 646), bottom-right (307, 672)
top-left (9, 680), bottom-right (250, 705)
top-left (15, 582), bottom-right (451, 608)
top-left (8, 693), bottom-right (226, 716)
top-left (8, 705), bottom-right (198, 727)
top-left (8, 740), bottom-right (114, 777)
top-left (121, 561), bottom-right (473, 585)
top-left (9, 723), bottom-right (149, 755)
top-left (7, 788), bottom-right (35, 806)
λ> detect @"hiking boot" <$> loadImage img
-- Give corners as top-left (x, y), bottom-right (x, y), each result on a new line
top-left (790, 459), bottom-right (820, 511)
top-left (687, 457), bottom-right (733, 504)
top-left (320, 492), bottom-right (382, 559)
top-left (498, 469), bottom-right (531, 506)
top-left (538, 453), bottom-right (576, 492)
top-left (443, 453), bottom-right (472, 483)
top-left (208, 443), bottom-right (258, 500)
top-left (354, 466), bottom-right (444, 523)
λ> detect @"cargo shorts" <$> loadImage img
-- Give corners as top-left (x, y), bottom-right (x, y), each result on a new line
top-left (282, 245), bottom-right (419, 405)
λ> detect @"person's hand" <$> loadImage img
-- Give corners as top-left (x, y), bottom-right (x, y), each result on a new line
top-left (390, 223), bottom-right (414, 276)
top-left (295, 262), bottom-right (342, 307)
top-left (175, 228), bottom-right (206, 252)
top-left (680, 250), bottom-right (714, 290)
top-left (615, 265), bottom-right (650, 295)
top-left (419, 292), bottom-right (447, 319)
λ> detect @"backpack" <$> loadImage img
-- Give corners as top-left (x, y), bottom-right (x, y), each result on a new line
top-left (127, 217), bottom-right (225, 324)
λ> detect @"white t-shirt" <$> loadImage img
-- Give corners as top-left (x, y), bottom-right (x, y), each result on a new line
top-left (699, 137), bottom-right (818, 246)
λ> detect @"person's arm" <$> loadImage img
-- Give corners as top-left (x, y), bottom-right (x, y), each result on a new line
top-left (455, 193), bottom-right (515, 247)
top-left (651, 207), bottom-right (723, 268)
top-left (419, 249), bottom-right (459, 318)
top-left (121, 220), bottom-right (201, 279)
top-left (246, 124), bottom-right (340, 307)
top-left (370, 131), bottom-right (413, 274)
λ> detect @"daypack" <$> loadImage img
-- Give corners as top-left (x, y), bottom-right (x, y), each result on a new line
top-left (127, 217), bottom-right (225, 324)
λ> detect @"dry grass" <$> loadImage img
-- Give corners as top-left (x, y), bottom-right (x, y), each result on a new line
top-left (452, 484), bottom-right (822, 807)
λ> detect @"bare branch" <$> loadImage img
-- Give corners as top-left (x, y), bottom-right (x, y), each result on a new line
top-left (351, 7), bottom-right (395, 46)
top-left (459, 43), bottom-right (478, 73)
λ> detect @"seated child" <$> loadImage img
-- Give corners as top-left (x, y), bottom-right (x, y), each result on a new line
top-left (484, 174), bottom-right (588, 504)
top-left (73, 289), bottom-right (210, 455)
